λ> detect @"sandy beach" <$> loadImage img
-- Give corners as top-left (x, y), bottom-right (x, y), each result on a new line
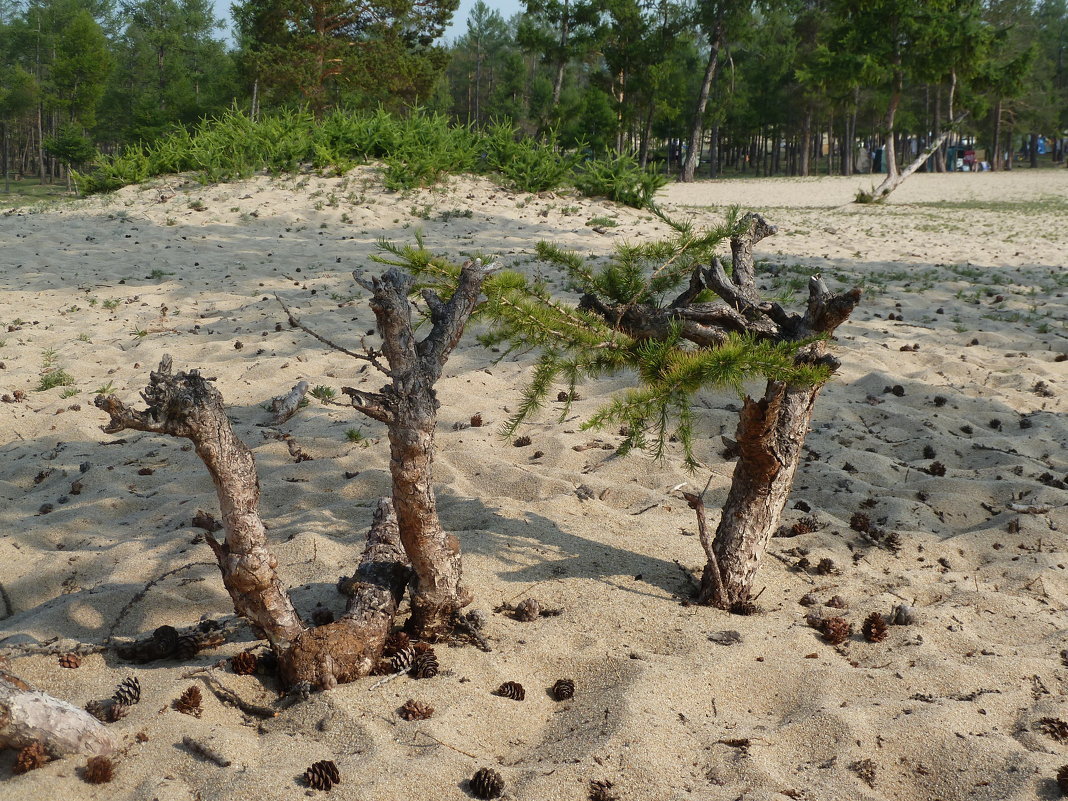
top-left (0, 167), bottom-right (1065, 801)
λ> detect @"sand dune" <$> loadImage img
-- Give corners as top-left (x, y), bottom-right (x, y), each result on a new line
top-left (0, 167), bottom-right (1065, 800)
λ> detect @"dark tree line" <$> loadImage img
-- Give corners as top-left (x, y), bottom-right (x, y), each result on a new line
top-left (2, 0), bottom-right (1066, 189)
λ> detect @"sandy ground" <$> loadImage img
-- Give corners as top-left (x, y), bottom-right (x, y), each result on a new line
top-left (0, 167), bottom-right (1065, 801)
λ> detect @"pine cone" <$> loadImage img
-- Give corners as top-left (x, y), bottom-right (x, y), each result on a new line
top-left (84, 699), bottom-right (110, 722)
top-left (849, 512), bottom-right (872, 533)
top-left (390, 647), bottom-right (415, 672)
top-left (106, 701), bottom-right (130, 722)
top-left (862, 612), bottom-right (889, 643)
top-left (231, 651), bottom-right (259, 675)
top-left (816, 558), bottom-right (839, 575)
top-left (514, 598), bottom-right (541, 622)
top-left (174, 685), bottom-right (203, 717)
top-left (1056, 764), bottom-right (1068, 795)
top-left (589, 779), bottom-right (619, 801)
top-left (470, 413), bottom-right (484, 427)
top-left (175, 633), bottom-right (202, 661)
top-left (551, 678), bottom-right (575, 701)
top-left (58, 653), bottom-right (81, 669)
top-left (496, 681), bottom-right (525, 701)
top-left (471, 767), bottom-right (505, 799)
top-left (399, 699), bottom-right (434, 720)
top-left (826, 595), bottom-right (848, 609)
top-left (820, 616), bottom-right (853, 645)
top-left (304, 759), bottom-right (341, 791)
top-left (113, 676), bottom-right (141, 705)
top-left (383, 631), bottom-right (410, 657)
top-left (410, 650), bottom-right (439, 679)
top-left (13, 742), bottom-right (50, 774)
top-left (83, 755), bottom-right (114, 784)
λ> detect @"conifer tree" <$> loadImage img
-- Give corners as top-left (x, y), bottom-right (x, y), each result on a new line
top-left (390, 211), bottom-right (860, 609)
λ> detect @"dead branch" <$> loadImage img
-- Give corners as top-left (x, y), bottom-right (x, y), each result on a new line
top-left (275, 294), bottom-right (389, 374)
top-left (96, 357), bottom-right (305, 652)
top-left (267, 381), bottom-right (309, 425)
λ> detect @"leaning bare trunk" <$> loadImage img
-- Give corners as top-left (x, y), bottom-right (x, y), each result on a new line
top-left (869, 113), bottom-right (966, 201)
top-left (698, 366), bottom-right (825, 606)
top-left (95, 360), bottom-right (411, 689)
top-left (95, 359), bottom-right (304, 652)
top-left (346, 262), bottom-right (491, 638)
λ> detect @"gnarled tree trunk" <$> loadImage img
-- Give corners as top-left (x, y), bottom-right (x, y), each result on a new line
top-left (345, 260), bottom-right (492, 639)
top-left (579, 214), bottom-right (861, 610)
top-left (95, 360), bottom-right (411, 689)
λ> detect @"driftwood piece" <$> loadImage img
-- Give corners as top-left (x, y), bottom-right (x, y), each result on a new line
top-left (347, 260), bottom-right (493, 639)
top-left (267, 380), bottom-right (309, 425)
top-left (95, 358), bottom-right (305, 652)
top-left (0, 673), bottom-right (117, 756)
top-left (279, 498), bottom-right (412, 688)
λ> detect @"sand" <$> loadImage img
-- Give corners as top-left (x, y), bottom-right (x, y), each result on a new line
top-left (0, 167), bottom-right (1065, 801)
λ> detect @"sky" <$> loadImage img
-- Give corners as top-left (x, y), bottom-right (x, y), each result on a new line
top-left (211, 0), bottom-right (525, 45)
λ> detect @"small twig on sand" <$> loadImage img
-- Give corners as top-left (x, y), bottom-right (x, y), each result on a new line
top-left (369, 670), bottom-right (407, 690)
top-left (673, 560), bottom-right (698, 592)
top-left (411, 730), bottom-right (479, 760)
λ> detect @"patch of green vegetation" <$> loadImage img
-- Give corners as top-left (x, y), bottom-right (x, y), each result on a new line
top-left (37, 367), bottom-right (75, 391)
top-left (586, 216), bottom-right (618, 228)
top-left (94, 380), bottom-right (116, 395)
top-left (310, 385), bottom-right (336, 402)
top-left (102, 298), bottom-right (121, 310)
top-left (60, 387), bottom-right (80, 398)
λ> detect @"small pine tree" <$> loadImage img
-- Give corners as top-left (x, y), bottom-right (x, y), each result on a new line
top-left (386, 209), bottom-right (861, 609)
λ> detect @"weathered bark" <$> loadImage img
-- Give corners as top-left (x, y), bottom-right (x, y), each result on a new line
top-left (279, 498), bottom-right (411, 688)
top-left (0, 672), bottom-right (117, 756)
top-left (579, 214), bottom-right (861, 609)
top-left (347, 260), bottom-right (492, 639)
top-left (95, 359), bottom-right (411, 689)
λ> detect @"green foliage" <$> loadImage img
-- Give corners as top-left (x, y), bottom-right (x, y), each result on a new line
top-left (378, 211), bottom-right (832, 469)
top-left (310, 384), bottom-right (336, 402)
top-left (45, 124), bottom-right (97, 169)
top-left (37, 367), bottom-right (75, 391)
top-left (573, 151), bottom-right (667, 209)
top-left (482, 120), bottom-right (576, 192)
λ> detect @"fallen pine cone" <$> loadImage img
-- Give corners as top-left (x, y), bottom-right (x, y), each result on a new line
top-left (13, 742), bottom-right (50, 774)
top-left (58, 653), bottom-right (81, 669)
top-left (471, 767), bottom-right (505, 799)
top-left (1056, 764), bottom-right (1068, 795)
top-left (398, 699), bottom-right (434, 720)
top-left (173, 685), bottom-right (202, 717)
top-left (410, 649), bottom-right (439, 679)
top-left (112, 676), bottom-right (141, 705)
top-left (231, 651), bottom-right (259, 675)
top-left (305, 759), bottom-right (340, 791)
top-left (514, 598), bottom-right (541, 622)
top-left (589, 778), bottom-right (619, 801)
top-left (820, 616), bottom-right (853, 645)
top-left (383, 631), bottom-right (410, 656)
top-left (862, 612), bottom-right (889, 643)
top-left (83, 755), bottom-right (114, 784)
top-left (496, 681), bottom-right (525, 701)
top-left (551, 678), bottom-right (575, 701)
top-left (175, 633), bottom-right (202, 661)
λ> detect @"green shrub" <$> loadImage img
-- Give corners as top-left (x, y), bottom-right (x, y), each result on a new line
top-left (481, 122), bottom-right (575, 192)
top-left (574, 151), bottom-right (667, 209)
